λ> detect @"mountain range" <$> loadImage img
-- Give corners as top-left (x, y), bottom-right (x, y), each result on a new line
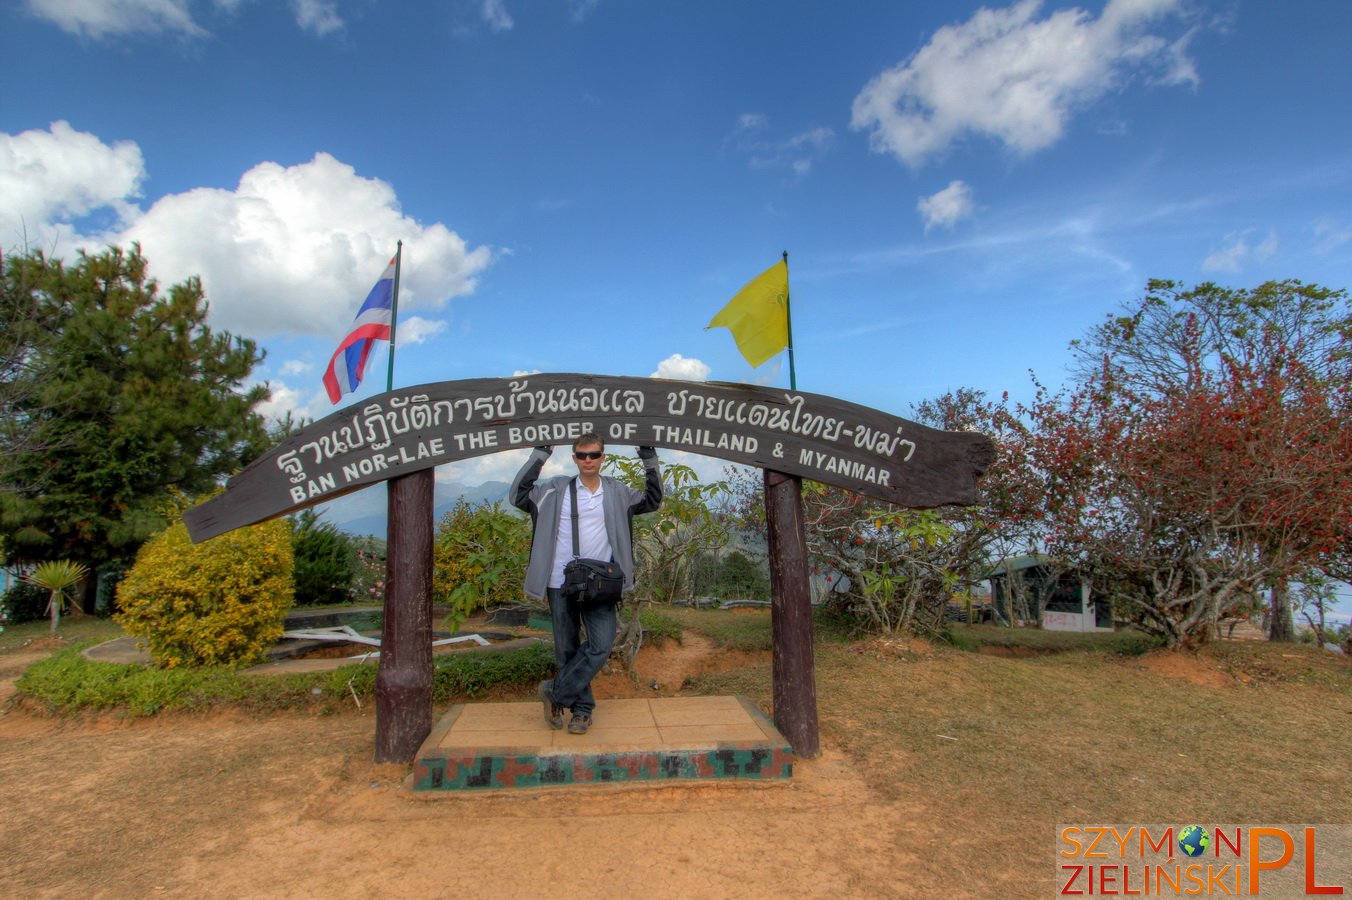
top-left (314, 480), bottom-right (513, 537)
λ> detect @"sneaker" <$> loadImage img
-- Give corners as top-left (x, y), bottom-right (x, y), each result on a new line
top-left (567, 714), bottom-right (591, 735)
top-left (538, 680), bottom-right (563, 730)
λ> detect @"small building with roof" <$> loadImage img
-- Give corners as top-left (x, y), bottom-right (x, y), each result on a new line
top-left (986, 554), bottom-right (1112, 632)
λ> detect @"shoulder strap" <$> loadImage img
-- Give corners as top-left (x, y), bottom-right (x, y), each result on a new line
top-left (569, 478), bottom-right (580, 559)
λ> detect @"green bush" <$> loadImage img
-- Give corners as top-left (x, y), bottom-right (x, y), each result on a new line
top-left (433, 500), bottom-right (531, 628)
top-left (2, 580), bottom-right (50, 624)
top-left (114, 519), bottom-right (294, 668)
top-left (17, 644), bottom-right (270, 714)
top-left (17, 641), bottom-right (556, 716)
top-left (336, 641), bottom-right (556, 701)
top-left (714, 550), bottom-right (770, 600)
top-left (289, 510), bottom-right (357, 606)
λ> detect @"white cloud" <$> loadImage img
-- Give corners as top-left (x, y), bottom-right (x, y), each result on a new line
top-left (396, 315), bottom-right (448, 347)
top-left (1201, 230), bottom-right (1278, 273)
top-left (292, 0), bottom-right (342, 36)
top-left (1158, 29), bottom-right (1199, 87)
top-left (746, 358), bottom-right (783, 388)
top-left (850, 0), bottom-right (1197, 168)
top-left (1313, 218), bottom-right (1352, 255)
top-left (111, 152), bottom-right (492, 338)
top-left (255, 368), bottom-right (363, 427)
top-left (438, 449), bottom-right (534, 487)
top-left (279, 359), bottom-right (313, 377)
top-left (565, 0), bottom-right (599, 23)
top-left (0, 125), bottom-right (494, 342)
top-left (253, 378), bottom-right (309, 425)
top-left (917, 180), bottom-right (975, 232)
top-left (651, 354), bottom-right (711, 382)
top-left (481, 0), bottom-right (512, 32)
top-left (24, 0), bottom-right (204, 38)
top-left (0, 121), bottom-right (145, 244)
top-left (728, 115), bottom-right (833, 176)
top-left (24, 0), bottom-right (345, 39)
top-left (1253, 231), bottom-right (1279, 262)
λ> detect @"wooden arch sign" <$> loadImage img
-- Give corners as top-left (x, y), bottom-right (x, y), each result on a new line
top-left (184, 374), bottom-right (993, 541)
top-left (183, 374), bottom-right (994, 764)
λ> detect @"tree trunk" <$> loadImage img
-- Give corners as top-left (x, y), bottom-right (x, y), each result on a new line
top-left (614, 601), bottom-right (645, 673)
top-left (1267, 584), bottom-right (1295, 642)
top-left (77, 576), bottom-right (97, 615)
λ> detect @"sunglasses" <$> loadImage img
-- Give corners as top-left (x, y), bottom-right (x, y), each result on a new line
top-left (573, 451), bottom-right (604, 460)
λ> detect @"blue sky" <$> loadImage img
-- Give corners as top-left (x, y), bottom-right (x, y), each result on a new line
top-left (3, 0), bottom-right (1352, 619)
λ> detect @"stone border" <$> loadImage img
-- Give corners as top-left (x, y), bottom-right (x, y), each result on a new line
top-left (80, 633), bottom-right (549, 675)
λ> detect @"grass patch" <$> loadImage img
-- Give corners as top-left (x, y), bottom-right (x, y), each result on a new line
top-left (0, 616), bottom-right (125, 652)
top-left (658, 606), bottom-right (1158, 657)
top-left (630, 605), bottom-right (684, 646)
top-left (730, 639), bottom-right (1348, 890)
top-left (938, 623), bottom-right (1163, 655)
top-left (14, 641), bottom-right (557, 717)
top-left (657, 605), bottom-right (774, 651)
top-left (14, 642), bottom-right (325, 715)
top-left (812, 643), bottom-right (1350, 815)
top-left (1204, 640), bottom-right (1352, 694)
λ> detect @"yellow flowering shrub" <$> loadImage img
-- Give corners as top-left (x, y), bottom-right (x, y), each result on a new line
top-left (115, 519), bottom-right (294, 668)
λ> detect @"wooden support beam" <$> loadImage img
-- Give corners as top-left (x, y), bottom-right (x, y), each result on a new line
top-left (764, 468), bottom-right (820, 759)
top-left (374, 468), bottom-right (435, 763)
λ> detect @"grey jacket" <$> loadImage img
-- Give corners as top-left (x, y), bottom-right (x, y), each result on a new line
top-left (509, 447), bottom-right (663, 600)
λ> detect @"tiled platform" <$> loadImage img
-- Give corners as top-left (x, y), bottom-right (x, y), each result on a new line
top-left (412, 695), bottom-right (793, 792)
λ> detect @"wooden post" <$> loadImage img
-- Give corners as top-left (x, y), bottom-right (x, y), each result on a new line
top-left (764, 469), bottom-right (820, 758)
top-left (374, 468), bottom-right (435, 763)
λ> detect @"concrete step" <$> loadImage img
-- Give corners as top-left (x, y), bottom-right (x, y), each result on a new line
top-left (412, 695), bottom-right (793, 792)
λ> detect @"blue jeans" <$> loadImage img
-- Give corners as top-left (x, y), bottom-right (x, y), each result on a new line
top-left (546, 587), bottom-right (617, 718)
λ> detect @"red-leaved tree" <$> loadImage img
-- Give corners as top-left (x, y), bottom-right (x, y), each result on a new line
top-left (1028, 280), bottom-right (1352, 647)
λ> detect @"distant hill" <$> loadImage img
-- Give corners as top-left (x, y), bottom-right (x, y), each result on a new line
top-left (315, 480), bottom-right (513, 537)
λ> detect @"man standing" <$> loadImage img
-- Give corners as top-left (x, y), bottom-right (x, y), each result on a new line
top-left (510, 435), bottom-right (662, 734)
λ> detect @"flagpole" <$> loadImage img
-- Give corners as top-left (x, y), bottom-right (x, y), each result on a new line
top-left (385, 240), bottom-right (403, 392)
top-left (782, 250), bottom-right (797, 391)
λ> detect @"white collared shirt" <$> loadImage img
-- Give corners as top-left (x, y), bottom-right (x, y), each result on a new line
top-left (549, 478), bottom-right (611, 588)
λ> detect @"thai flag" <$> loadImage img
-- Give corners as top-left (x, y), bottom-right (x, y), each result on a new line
top-left (323, 257), bottom-right (396, 404)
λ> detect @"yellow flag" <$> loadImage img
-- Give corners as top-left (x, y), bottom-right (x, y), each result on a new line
top-left (706, 259), bottom-right (789, 368)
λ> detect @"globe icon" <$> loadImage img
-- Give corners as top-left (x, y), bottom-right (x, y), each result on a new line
top-left (1178, 825), bottom-right (1210, 858)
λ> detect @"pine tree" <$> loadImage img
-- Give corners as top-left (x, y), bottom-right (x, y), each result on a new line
top-left (0, 246), bottom-right (271, 584)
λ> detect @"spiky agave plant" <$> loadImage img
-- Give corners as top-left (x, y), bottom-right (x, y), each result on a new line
top-left (23, 560), bottom-right (91, 637)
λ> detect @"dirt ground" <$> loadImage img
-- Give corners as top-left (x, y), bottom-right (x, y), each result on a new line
top-left (0, 635), bottom-right (921, 899)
